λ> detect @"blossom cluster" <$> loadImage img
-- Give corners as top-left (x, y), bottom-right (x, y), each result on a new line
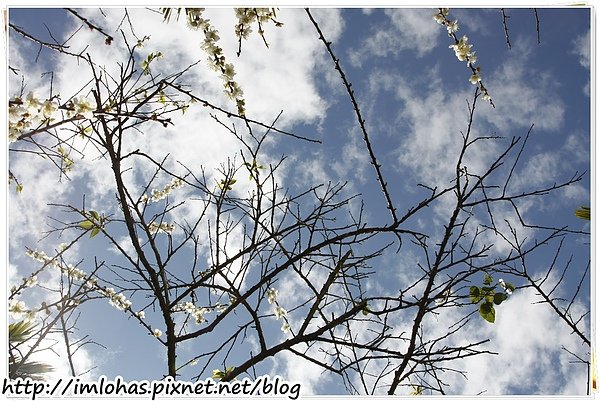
top-left (8, 92), bottom-right (59, 143)
top-left (66, 96), bottom-right (95, 119)
top-left (433, 8), bottom-right (493, 106)
top-left (148, 221), bottom-right (175, 235)
top-left (234, 8), bottom-right (282, 41)
top-left (141, 177), bottom-right (184, 203)
top-left (184, 8), bottom-right (246, 116)
top-left (99, 287), bottom-right (132, 311)
top-left (266, 288), bottom-right (290, 333)
top-left (23, 275), bottom-right (38, 288)
top-left (26, 248), bottom-right (86, 281)
top-left (25, 248), bottom-right (140, 316)
top-left (8, 300), bottom-right (37, 322)
top-left (173, 301), bottom-right (212, 324)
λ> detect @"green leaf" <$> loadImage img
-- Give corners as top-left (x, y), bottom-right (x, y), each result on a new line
top-left (16, 184), bottom-right (23, 193)
top-left (575, 206), bottom-right (590, 220)
top-left (493, 292), bottom-right (508, 305)
top-left (211, 369), bottom-right (225, 380)
top-left (483, 274), bottom-right (493, 285)
top-left (218, 178), bottom-right (237, 191)
top-left (79, 220), bottom-right (94, 230)
top-left (504, 282), bottom-right (516, 293)
top-left (89, 228), bottom-right (101, 238)
top-left (479, 302), bottom-right (495, 323)
top-left (469, 286), bottom-right (482, 304)
top-left (212, 366), bottom-right (236, 381)
top-left (89, 210), bottom-right (100, 221)
top-left (409, 385), bottom-right (424, 396)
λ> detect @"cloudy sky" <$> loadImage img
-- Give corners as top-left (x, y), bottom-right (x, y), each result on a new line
top-left (5, 4), bottom-right (593, 397)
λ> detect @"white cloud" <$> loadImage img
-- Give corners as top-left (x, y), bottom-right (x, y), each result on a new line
top-left (512, 151), bottom-right (560, 191)
top-left (392, 75), bottom-right (491, 188)
top-left (272, 345), bottom-right (331, 395)
top-left (348, 8), bottom-right (440, 67)
top-left (331, 129), bottom-right (371, 183)
top-left (573, 28), bottom-right (590, 69)
top-left (572, 28), bottom-right (590, 95)
top-left (479, 39), bottom-right (565, 133)
top-left (8, 157), bottom-right (75, 251)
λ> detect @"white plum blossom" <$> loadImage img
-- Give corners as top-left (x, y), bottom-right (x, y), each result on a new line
top-left (24, 275), bottom-right (38, 288)
top-left (192, 307), bottom-right (210, 324)
top-left (9, 300), bottom-right (28, 319)
top-left (41, 100), bottom-right (58, 119)
top-left (136, 311), bottom-right (146, 319)
top-left (98, 287), bottom-right (132, 311)
top-left (65, 264), bottom-right (86, 280)
top-left (153, 328), bottom-right (162, 338)
top-left (433, 7), bottom-right (449, 24)
top-left (274, 305), bottom-right (287, 320)
top-left (25, 91), bottom-right (42, 113)
top-left (175, 301), bottom-right (211, 325)
top-left (449, 35), bottom-right (473, 62)
top-left (144, 177), bottom-right (185, 203)
top-left (267, 288), bottom-right (278, 304)
top-left (186, 8), bottom-right (207, 30)
top-left (446, 20), bottom-right (459, 35)
top-left (8, 93), bottom-right (59, 142)
top-left (469, 73), bottom-right (481, 85)
top-left (178, 8), bottom-right (247, 115)
top-left (466, 51), bottom-right (478, 67)
top-left (148, 221), bottom-right (175, 234)
top-left (281, 322), bottom-right (291, 333)
top-left (69, 96), bottom-right (94, 119)
top-left (9, 103), bottom-right (26, 123)
top-left (26, 249), bottom-right (48, 263)
top-left (434, 8), bottom-right (494, 106)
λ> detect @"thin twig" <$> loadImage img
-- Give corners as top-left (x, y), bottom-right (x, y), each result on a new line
top-left (500, 8), bottom-right (511, 49)
top-left (305, 8), bottom-right (398, 224)
top-left (163, 81), bottom-right (321, 144)
top-left (533, 8), bottom-right (541, 44)
top-left (66, 8), bottom-right (114, 45)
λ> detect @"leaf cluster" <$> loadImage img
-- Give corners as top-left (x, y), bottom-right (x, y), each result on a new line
top-left (469, 274), bottom-right (514, 323)
top-left (78, 210), bottom-right (106, 238)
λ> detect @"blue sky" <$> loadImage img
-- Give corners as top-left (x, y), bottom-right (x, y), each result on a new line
top-left (5, 5), bottom-right (593, 396)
